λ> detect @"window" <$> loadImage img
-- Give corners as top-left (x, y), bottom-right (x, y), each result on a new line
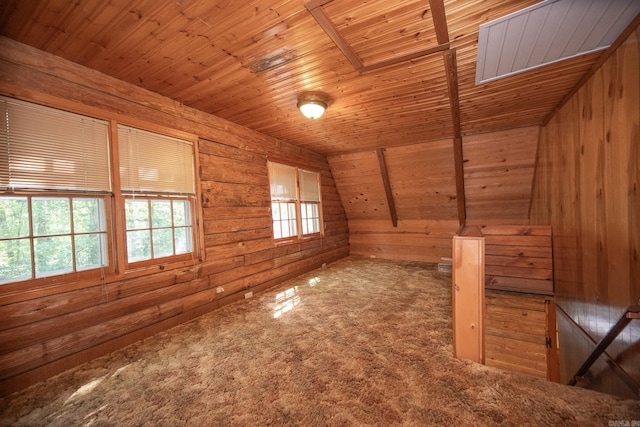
top-left (0, 96), bottom-right (199, 286)
top-left (118, 125), bottom-right (196, 267)
top-left (268, 161), bottom-right (322, 241)
top-left (0, 196), bottom-right (108, 284)
top-left (0, 96), bottom-right (111, 285)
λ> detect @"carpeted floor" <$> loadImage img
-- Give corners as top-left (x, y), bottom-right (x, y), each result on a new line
top-left (1, 256), bottom-right (638, 426)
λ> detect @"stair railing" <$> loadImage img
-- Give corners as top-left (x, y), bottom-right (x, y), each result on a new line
top-left (568, 305), bottom-right (640, 386)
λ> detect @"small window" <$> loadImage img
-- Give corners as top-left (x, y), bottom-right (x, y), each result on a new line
top-left (268, 161), bottom-right (322, 241)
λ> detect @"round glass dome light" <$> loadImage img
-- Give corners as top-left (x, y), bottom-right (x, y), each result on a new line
top-left (297, 99), bottom-right (327, 119)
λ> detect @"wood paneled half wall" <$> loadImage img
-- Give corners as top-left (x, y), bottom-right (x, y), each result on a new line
top-left (0, 37), bottom-right (349, 396)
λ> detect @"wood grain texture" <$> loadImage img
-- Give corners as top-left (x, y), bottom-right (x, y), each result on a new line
top-left (530, 27), bottom-right (640, 398)
top-left (485, 291), bottom-right (551, 380)
top-left (0, 38), bottom-right (349, 396)
top-left (463, 127), bottom-right (539, 221)
top-left (0, 0), bottom-right (613, 156)
top-left (481, 225), bottom-right (553, 295)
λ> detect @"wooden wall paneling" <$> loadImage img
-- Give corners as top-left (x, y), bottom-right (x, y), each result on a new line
top-left (463, 127), bottom-right (539, 222)
top-left (328, 151), bottom-right (390, 220)
top-left (0, 37), bottom-right (349, 396)
top-left (383, 140), bottom-right (458, 220)
top-left (529, 27), bottom-right (640, 397)
top-left (484, 291), bottom-right (549, 379)
top-left (481, 225), bottom-right (553, 295)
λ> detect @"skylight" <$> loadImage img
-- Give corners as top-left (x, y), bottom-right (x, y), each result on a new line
top-left (475, 0), bottom-right (640, 84)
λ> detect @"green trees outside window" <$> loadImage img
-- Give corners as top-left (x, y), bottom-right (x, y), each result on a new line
top-left (0, 196), bottom-right (107, 284)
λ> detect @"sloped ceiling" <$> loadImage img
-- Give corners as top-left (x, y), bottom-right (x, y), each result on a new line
top-left (2, 0), bottom-right (633, 156)
top-left (0, 0), bottom-right (637, 223)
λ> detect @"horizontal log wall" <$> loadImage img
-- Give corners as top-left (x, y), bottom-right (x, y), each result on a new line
top-left (529, 26), bottom-right (640, 397)
top-left (0, 37), bottom-right (349, 396)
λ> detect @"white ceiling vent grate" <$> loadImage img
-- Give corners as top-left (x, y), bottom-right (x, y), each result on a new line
top-left (475, 0), bottom-right (640, 85)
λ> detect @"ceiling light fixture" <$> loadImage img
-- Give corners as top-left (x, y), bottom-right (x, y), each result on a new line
top-left (297, 99), bottom-right (327, 119)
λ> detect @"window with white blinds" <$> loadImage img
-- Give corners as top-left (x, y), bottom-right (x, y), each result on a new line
top-left (267, 161), bottom-right (322, 240)
top-left (0, 96), bottom-right (111, 192)
top-left (0, 96), bottom-right (202, 286)
top-left (118, 125), bottom-right (195, 195)
top-left (268, 162), bottom-right (297, 201)
top-left (299, 169), bottom-right (320, 202)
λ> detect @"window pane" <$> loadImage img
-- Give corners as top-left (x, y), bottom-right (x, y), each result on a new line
top-left (173, 200), bottom-right (190, 226)
top-left (151, 200), bottom-right (172, 228)
top-left (73, 198), bottom-right (105, 233)
top-left (273, 221), bottom-right (282, 239)
top-left (271, 202), bottom-right (281, 220)
top-left (287, 204), bottom-right (297, 221)
top-left (152, 228), bottom-right (174, 258)
top-left (32, 198), bottom-right (71, 236)
top-left (0, 239), bottom-right (32, 283)
top-left (75, 233), bottom-right (107, 270)
top-left (0, 196), bottom-right (30, 238)
top-left (125, 199), bottom-right (149, 230)
top-left (174, 227), bottom-right (192, 254)
top-left (34, 235), bottom-right (72, 278)
top-left (127, 230), bottom-right (151, 262)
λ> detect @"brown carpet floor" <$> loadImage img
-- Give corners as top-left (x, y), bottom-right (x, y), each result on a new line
top-left (1, 256), bottom-right (638, 426)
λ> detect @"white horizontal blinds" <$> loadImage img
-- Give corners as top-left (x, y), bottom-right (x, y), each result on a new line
top-left (299, 169), bottom-right (320, 202)
top-left (118, 125), bottom-right (195, 195)
top-left (0, 96), bottom-right (111, 192)
top-left (268, 161), bottom-right (297, 201)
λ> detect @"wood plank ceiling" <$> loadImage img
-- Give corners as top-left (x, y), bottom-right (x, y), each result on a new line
top-left (0, 0), bottom-right (610, 157)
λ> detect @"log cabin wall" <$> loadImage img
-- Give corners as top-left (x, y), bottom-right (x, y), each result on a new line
top-left (530, 27), bottom-right (640, 398)
top-left (0, 37), bottom-right (349, 396)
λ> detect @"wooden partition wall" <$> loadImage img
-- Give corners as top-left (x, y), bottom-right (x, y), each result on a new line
top-left (530, 26), bottom-right (639, 398)
top-left (0, 37), bottom-right (350, 396)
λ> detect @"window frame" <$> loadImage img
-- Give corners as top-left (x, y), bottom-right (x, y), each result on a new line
top-left (0, 190), bottom-right (116, 287)
top-left (267, 160), bottom-right (323, 244)
top-left (0, 96), bottom-right (204, 295)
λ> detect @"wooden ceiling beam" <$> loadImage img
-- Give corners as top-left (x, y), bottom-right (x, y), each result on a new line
top-left (306, 0), bottom-right (450, 73)
top-left (361, 42), bottom-right (449, 73)
top-left (376, 148), bottom-right (398, 227)
top-left (305, 1), bottom-right (364, 71)
top-left (429, 0), bottom-right (450, 45)
top-left (444, 48), bottom-right (466, 226)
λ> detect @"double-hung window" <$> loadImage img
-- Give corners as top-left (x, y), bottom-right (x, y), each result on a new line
top-left (268, 161), bottom-right (322, 242)
top-left (0, 96), bottom-right (200, 287)
top-left (118, 125), bottom-right (196, 267)
top-left (0, 96), bottom-right (111, 284)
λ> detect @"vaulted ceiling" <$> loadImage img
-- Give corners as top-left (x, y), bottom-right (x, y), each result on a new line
top-left (2, 0), bottom-right (632, 157)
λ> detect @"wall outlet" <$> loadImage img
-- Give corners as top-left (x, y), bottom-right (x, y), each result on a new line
top-left (215, 286), bottom-right (224, 294)
top-left (244, 291), bottom-right (253, 299)
top-left (322, 263), bottom-right (326, 268)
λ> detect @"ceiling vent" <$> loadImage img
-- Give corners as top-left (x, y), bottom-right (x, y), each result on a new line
top-left (475, 0), bottom-right (640, 85)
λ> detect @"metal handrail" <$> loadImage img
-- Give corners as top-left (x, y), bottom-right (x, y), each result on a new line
top-left (568, 305), bottom-right (640, 386)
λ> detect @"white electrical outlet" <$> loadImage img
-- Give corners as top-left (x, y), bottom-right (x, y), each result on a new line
top-left (322, 263), bottom-right (327, 268)
top-left (244, 291), bottom-right (253, 299)
top-left (215, 286), bottom-right (224, 294)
